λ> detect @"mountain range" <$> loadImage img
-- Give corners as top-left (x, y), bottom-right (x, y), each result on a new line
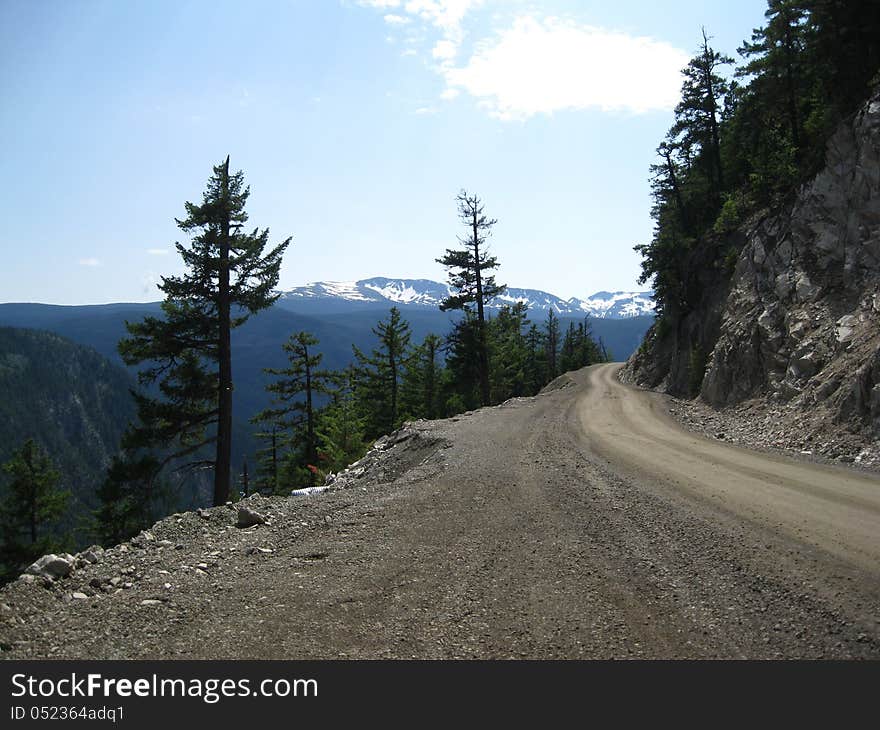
top-left (277, 277), bottom-right (655, 319)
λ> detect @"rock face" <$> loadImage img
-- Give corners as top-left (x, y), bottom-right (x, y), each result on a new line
top-left (625, 87), bottom-right (880, 442)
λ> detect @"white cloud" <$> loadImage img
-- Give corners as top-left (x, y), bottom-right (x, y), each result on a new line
top-left (439, 87), bottom-right (460, 100)
top-left (432, 39), bottom-right (458, 60)
top-left (363, 0), bottom-right (482, 62)
top-left (441, 16), bottom-right (688, 120)
top-left (404, 0), bottom-right (481, 38)
top-left (414, 106), bottom-right (438, 115)
top-left (147, 248), bottom-right (169, 256)
top-left (79, 257), bottom-right (101, 267)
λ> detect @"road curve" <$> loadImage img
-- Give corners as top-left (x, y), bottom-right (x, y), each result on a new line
top-left (577, 364), bottom-right (880, 575)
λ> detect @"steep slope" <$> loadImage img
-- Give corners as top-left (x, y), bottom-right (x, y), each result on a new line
top-left (0, 327), bottom-right (135, 530)
top-left (624, 88), bottom-right (880, 459)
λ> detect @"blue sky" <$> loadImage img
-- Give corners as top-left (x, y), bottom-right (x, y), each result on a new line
top-left (1, 0), bottom-right (768, 304)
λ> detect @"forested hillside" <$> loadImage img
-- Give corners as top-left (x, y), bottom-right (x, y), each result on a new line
top-left (631, 0), bottom-right (880, 398)
top-left (0, 327), bottom-right (134, 537)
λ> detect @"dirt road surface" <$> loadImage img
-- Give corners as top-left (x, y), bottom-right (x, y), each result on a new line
top-left (2, 364), bottom-right (878, 659)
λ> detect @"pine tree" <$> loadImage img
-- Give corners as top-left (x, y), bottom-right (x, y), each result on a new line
top-left (402, 333), bottom-right (444, 420)
top-left (488, 303), bottom-right (531, 401)
top-left (443, 312), bottom-right (483, 412)
top-left (317, 367), bottom-right (368, 473)
top-left (523, 323), bottom-right (547, 395)
top-left (253, 423), bottom-right (282, 495)
top-left (0, 440), bottom-right (70, 579)
top-left (119, 157), bottom-right (289, 506)
top-left (437, 190), bottom-right (505, 406)
top-left (544, 309), bottom-right (560, 381)
top-left (671, 29), bottom-right (733, 202)
top-left (93, 452), bottom-right (162, 546)
top-left (253, 332), bottom-right (332, 489)
top-left (353, 307), bottom-right (412, 439)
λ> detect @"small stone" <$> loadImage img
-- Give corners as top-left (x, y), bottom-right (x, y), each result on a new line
top-left (140, 599), bottom-right (164, 606)
top-left (71, 592), bottom-right (89, 600)
top-left (157, 540), bottom-right (174, 548)
top-left (246, 546), bottom-right (273, 555)
top-left (89, 577), bottom-right (109, 588)
top-left (109, 577), bottom-right (123, 587)
top-left (236, 506), bottom-right (267, 528)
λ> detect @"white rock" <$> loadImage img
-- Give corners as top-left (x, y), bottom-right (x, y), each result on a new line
top-left (26, 554), bottom-right (74, 580)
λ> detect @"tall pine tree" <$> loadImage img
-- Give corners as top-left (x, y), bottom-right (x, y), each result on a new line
top-left (0, 440), bottom-right (70, 580)
top-left (353, 307), bottom-right (412, 438)
top-left (253, 332), bottom-right (332, 489)
top-left (119, 157), bottom-right (289, 506)
top-left (437, 190), bottom-right (505, 407)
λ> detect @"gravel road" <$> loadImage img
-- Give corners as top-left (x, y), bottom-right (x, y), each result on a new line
top-left (2, 363), bottom-right (878, 659)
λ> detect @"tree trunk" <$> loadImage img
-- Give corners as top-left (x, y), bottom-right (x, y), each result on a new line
top-left (472, 212), bottom-right (491, 406)
top-left (304, 342), bottom-right (316, 486)
top-left (214, 157), bottom-right (233, 506)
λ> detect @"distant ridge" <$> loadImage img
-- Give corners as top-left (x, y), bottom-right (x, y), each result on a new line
top-left (279, 277), bottom-right (654, 319)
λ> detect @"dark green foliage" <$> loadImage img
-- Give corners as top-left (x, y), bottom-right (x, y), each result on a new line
top-left (487, 303), bottom-right (531, 402)
top-left (93, 453), bottom-right (169, 546)
top-left (544, 309), bottom-right (560, 381)
top-left (0, 439), bottom-right (70, 581)
top-left (317, 367), bottom-right (368, 474)
top-left (437, 190), bottom-right (506, 406)
top-left (252, 332), bottom-right (332, 490)
top-left (402, 334), bottom-right (444, 420)
top-left (119, 157), bottom-right (290, 506)
top-left (0, 327), bottom-right (134, 544)
top-left (636, 2), bottom-right (880, 330)
top-left (353, 307), bottom-right (412, 439)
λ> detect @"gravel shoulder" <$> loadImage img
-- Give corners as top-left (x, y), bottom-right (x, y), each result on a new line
top-left (1, 364), bottom-right (878, 659)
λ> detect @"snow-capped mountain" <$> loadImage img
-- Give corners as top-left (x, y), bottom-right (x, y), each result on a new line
top-left (278, 277), bottom-right (654, 319)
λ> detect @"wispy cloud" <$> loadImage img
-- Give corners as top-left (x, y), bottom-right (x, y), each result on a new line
top-left (357, 2), bottom-right (688, 121)
top-left (384, 14), bottom-right (410, 25)
top-left (146, 248), bottom-right (169, 256)
top-left (79, 257), bottom-right (101, 267)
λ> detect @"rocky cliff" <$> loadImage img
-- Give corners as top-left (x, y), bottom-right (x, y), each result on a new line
top-left (624, 87), bottom-right (880, 452)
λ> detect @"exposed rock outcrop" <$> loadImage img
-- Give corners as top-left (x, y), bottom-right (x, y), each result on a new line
top-left (625, 87), bottom-right (880, 450)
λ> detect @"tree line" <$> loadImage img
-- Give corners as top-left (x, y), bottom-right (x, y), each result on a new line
top-left (636, 0), bottom-right (880, 325)
top-left (1, 167), bottom-right (606, 580)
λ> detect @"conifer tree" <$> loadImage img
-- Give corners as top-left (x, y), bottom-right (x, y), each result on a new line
top-left (488, 303), bottom-right (531, 401)
top-left (672, 29), bottom-right (733, 201)
top-left (253, 423), bottom-right (282, 495)
top-left (353, 307), bottom-right (412, 438)
top-left (523, 323), bottom-right (547, 395)
top-left (317, 367), bottom-right (368, 473)
top-left (253, 332), bottom-right (331, 489)
top-left (119, 157), bottom-right (289, 506)
top-left (0, 440), bottom-right (69, 579)
top-left (94, 453), bottom-right (162, 546)
top-left (544, 309), bottom-right (560, 381)
top-left (402, 333), bottom-right (443, 420)
top-left (437, 190), bottom-right (505, 406)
